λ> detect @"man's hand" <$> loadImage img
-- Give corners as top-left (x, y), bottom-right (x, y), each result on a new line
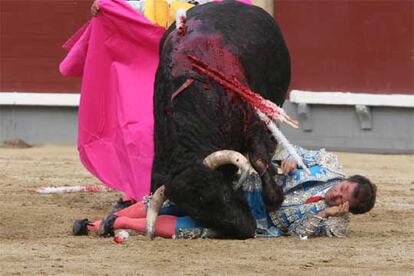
top-left (91, 0), bottom-right (100, 16)
top-left (317, 201), bottom-right (349, 218)
top-left (281, 159), bottom-right (297, 176)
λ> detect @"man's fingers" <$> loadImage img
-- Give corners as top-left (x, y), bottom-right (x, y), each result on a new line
top-left (326, 206), bottom-right (337, 217)
top-left (281, 160), bottom-right (297, 175)
top-left (325, 202), bottom-right (350, 217)
top-left (337, 202), bottom-right (349, 215)
top-left (281, 161), bottom-right (287, 175)
top-left (290, 161), bottom-right (297, 173)
top-left (331, 206), bottom-right (342, 216)
top-left (343, 201), bottom-right (349, 212)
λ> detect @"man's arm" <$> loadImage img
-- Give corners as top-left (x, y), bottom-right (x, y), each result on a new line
top-left (288, 202), bottom-right (350, 239)
top-left (273, 145), bottom-right (320, 170)
top-left (288, 214), bottom-right (349, 239)
top-left (273, 144), bottom-right (345, 178)
top-left (316, 202), bottom-right (349, 219)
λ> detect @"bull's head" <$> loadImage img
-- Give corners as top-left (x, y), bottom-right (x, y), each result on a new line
top-left (146, 150), bottom-right (257, 239)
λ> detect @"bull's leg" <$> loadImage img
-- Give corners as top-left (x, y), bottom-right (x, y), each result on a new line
top-left (246, 119), bottom-right (284, 212)
top-left (165, 163), bottom-right (256, 239)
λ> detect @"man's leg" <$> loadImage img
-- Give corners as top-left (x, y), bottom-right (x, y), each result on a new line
top-left (113, 215), bottom-right (177, 238)
top-left (114, 200), bottom-right (146, 218)
top-left (76, 215), bottom-right (177, 238)
top-left (89, 215), bottom-right (204, 239)
top-left (73, 199), bottom-right (188, 235)
top-left (73, 201), bottom-right (146, 235)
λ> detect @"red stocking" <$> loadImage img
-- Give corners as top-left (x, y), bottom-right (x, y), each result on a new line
top-left (86, 201), bottom-right (147, 232)
top-left (114, 200), bottom-right (147, 218)
top-left (114, 215), bottom-right (177, 238)
top-left (87, 220), bottom-right (100, 232)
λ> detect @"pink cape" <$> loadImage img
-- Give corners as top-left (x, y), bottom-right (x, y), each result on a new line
top-left (60, 0), bottom-right (251, 200)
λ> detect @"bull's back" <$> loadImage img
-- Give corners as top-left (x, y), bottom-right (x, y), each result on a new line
top-left (159, 1), bottom-right (291, 105)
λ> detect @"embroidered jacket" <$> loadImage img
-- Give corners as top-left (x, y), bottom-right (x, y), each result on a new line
top-left (257, 145), bottom-right (350, 238)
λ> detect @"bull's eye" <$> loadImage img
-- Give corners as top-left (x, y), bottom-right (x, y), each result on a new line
top-left (223, 190), bottom-right (230, 202)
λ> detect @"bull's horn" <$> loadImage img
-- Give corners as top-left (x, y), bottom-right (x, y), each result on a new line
top-left (203, 150), bottom-right (257, 185)
top-left (146, 185), bottom-right (166, 239)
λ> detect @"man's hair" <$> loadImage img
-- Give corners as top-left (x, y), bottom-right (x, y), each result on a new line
top-left (348, 175), bottom-right (377, 214)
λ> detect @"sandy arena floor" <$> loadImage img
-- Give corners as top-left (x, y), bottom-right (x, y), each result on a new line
top-left (0, 145), bottom-right (413, 275)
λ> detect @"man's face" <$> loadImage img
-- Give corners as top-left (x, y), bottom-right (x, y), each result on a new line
top-left (325, 181), bottom-right (358, 207)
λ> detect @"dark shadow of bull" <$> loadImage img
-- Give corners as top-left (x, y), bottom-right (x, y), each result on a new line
top-left (150, 1), bottom-right (290, 239)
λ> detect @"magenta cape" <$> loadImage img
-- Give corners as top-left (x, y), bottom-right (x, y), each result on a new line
top-left (61, 0), bottom-right (164, 200)
top-left (60, 0), bottom-right (251, 200)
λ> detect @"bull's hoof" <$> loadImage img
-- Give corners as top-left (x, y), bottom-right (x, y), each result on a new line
top-left (146, 231), bottom-right (155, 240)
top-left (202, 229), bottom-right (222, 239)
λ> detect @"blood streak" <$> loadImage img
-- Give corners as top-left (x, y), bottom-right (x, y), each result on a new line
top-left (188, 55), bottom-right (281, 120)
top-left (177, 16), bottom-right (187, 36)
top-left (170, 30), bottom-right (245, 83)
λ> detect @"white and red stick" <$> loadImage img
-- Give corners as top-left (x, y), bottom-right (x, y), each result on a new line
top-left (30, 184), bottom-right (110, 194)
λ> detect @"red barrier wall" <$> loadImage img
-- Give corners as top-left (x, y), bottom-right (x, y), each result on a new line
top-left (275, 0), bottom-right (413, 94)
top-left (1, 1), bottom-right (413, 95)
top-left (0, 0), bottom-right (91, 92)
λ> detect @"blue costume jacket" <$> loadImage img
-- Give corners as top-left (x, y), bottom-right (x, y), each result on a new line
top-left (255, 145), bottom-right (350, 239)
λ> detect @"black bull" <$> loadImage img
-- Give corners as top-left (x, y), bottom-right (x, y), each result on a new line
top-left (151, 1), bottom-right (290, 239)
